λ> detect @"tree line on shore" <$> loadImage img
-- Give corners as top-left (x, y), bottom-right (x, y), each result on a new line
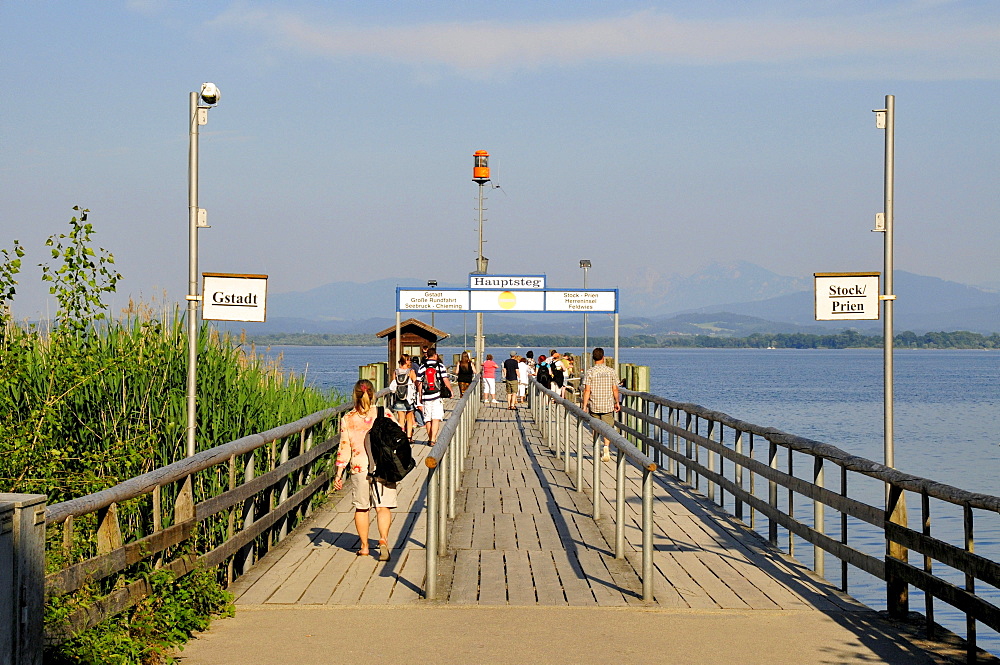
top-left (248, 329), bottom-right (1000, 350)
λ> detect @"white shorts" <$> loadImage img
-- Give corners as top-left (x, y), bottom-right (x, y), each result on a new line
top-left (483, 377), bottom-right (496, 394)
top-left (424, 398), bottom-right (444, 421)
top-left (351, 473), bottom-right (398, 510)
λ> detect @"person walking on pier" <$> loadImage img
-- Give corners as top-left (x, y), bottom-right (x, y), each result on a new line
top-left (482, 353), bottom-right (499, 404)
top-left (418, 347), bottom-right (453, 446)
top-left (388, 355), bottom-right (418, 441)
top-left (456, 350), bottom-right (475, 397)
top-left (517, 354), bottom-right (530, 404)
top-left (503, 351), bottom-right (519, 410)
top-left (333, 379), bottom-right (396, 560)
top-left (549, 351), bottom-right (567, 399)
top-left (581, 347), bottom-right (621, 463)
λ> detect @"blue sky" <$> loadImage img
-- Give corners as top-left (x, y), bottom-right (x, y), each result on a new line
top-left (1, 1), bottom-right (998, 319)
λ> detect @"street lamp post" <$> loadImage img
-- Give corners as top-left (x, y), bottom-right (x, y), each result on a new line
top-left (186, 83), bottom-right (220, 458)
top-left (580, 260), bottom-right (591, 372)
top-left (875, 94), bottom-right (908, 619)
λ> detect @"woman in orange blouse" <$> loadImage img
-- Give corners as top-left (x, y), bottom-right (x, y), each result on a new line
top-left (334, 379), bottom-right (398, 560)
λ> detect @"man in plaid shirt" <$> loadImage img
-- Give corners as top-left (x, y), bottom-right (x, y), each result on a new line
top-left (581, 347), bottom-right (621, 462)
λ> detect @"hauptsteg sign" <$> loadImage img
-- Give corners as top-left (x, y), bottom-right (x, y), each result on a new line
top-left (397, 273), bottom-right (617, 313)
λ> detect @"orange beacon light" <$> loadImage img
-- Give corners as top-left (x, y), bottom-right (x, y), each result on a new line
top-left (473, 150), bottom-right (490, 183)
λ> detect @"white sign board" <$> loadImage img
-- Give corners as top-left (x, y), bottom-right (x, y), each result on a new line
top-left (202, 273), bottom-right (268, 322)
top-left (398, 289), bottom-right (470, 311)
top-left (546, 290), bottom-right (618, 313)
top-left (469, 274), bottom-right (545, 290)
top-left (470, 290), bottom-right (546, 311)
top-left (814, 272), bottom-right (880, 321)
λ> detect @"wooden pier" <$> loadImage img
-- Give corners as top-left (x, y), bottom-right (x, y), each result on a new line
top-left (169, 401), bottom-right (973, 664)
top-left (229, 403), bottom-right (863, 609)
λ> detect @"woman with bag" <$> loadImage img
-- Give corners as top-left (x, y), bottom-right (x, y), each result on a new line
top-left (333, 379), bottom-right (397, 561)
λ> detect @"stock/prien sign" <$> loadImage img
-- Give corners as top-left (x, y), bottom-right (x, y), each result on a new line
top-left (814, 272), bottom-right (881, 321)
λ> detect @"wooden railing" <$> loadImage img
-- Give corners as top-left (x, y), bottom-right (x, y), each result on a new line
top-left (11, 390), bottom-right (391, 652)
top-left (618, 387), bottom-right (1000, 663)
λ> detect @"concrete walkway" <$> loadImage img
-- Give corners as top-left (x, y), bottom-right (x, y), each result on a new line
top-left (175, 605), bottom-right (948, 665)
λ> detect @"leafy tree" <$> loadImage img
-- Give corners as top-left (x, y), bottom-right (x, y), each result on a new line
top-left (0, 239), bottom-right (25, 326)
top-left (39, 207), bottom-right (121, 335)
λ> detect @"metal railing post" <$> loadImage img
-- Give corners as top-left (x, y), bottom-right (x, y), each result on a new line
top-left (654, 402), bottom-right (662, 467)
top-left (438, 449), bottom-right (448, 556)
top-left (576, 418), bottom-right (583, 492)
top-left (448, 439), bottom-right (457, 520)
top-left (547, 400), bottom-right (553, 449)
top-left (592, 430), bottom-right (602, 520)
top-left (554, 401), bottom-right (562, 457)
top-left (615, 447), bottom-right (626, 559)
top-left (642, 468), bottom-right (654, 602)
top-left (425, 466), bottom-right (438, 598)
top-left (563, 408), bottom-right (571, 473)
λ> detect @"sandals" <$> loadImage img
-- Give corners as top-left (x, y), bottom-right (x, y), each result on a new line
top-left (378, 540), bottom-right (391, 562)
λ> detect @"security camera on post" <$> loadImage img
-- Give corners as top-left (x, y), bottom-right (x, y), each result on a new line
top-left (185, 82), bottom-right (221, 458)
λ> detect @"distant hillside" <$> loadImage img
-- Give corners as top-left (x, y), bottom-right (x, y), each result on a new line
top-left (226, 264), bottom-right (999, 336)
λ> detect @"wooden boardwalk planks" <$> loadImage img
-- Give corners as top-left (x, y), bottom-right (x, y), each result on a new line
top-left (231, 398), bottom-right (863, 615)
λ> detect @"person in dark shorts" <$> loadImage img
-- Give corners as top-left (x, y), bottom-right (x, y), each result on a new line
top-left (502, 351), bottom-right (519, 410)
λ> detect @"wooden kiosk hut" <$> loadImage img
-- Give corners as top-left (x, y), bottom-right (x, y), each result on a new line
top-left (376, 318), bottom-right (450, 370)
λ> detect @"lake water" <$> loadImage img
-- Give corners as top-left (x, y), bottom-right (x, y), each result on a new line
top-left (260, 344), bottom-right (1000, 653)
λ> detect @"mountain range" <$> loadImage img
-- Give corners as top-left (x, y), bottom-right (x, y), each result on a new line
top-left (230, 262), bottom-right (1000, 337)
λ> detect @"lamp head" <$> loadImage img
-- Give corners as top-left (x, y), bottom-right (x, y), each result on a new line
top-left (199, 82), bottom-right (221, 105)
top-left (580, 259), bottom-right (592, 269)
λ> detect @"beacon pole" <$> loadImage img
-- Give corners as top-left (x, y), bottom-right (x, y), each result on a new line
top-left (473, 151), bottom-right (491, 369)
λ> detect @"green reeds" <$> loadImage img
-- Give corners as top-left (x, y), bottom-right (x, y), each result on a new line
top-left (0, 306), bottom-right (342, 504)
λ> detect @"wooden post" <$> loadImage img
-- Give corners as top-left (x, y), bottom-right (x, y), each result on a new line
top-left (707, 420), bottom-right (717, 503)
top-left (813, 457), bottom-right (825, 578)
top-left (768, 441), bottom-right (778, 546)
top-left (0, 500), bottom-right (14, 665)
top-left (0, 494), bottom-right (46, 665)
top-left (885, 484), bottom-right (909, 618)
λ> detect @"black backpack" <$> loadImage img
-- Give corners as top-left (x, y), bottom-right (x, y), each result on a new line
top-left (536, 363), bottom-right (552, 386)
top-left (550, 362), bottom-right (564, 385)
top-left (368, 407), bottom-right (416, 483)
top-left (393, 370), bottom-right (410, 407)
